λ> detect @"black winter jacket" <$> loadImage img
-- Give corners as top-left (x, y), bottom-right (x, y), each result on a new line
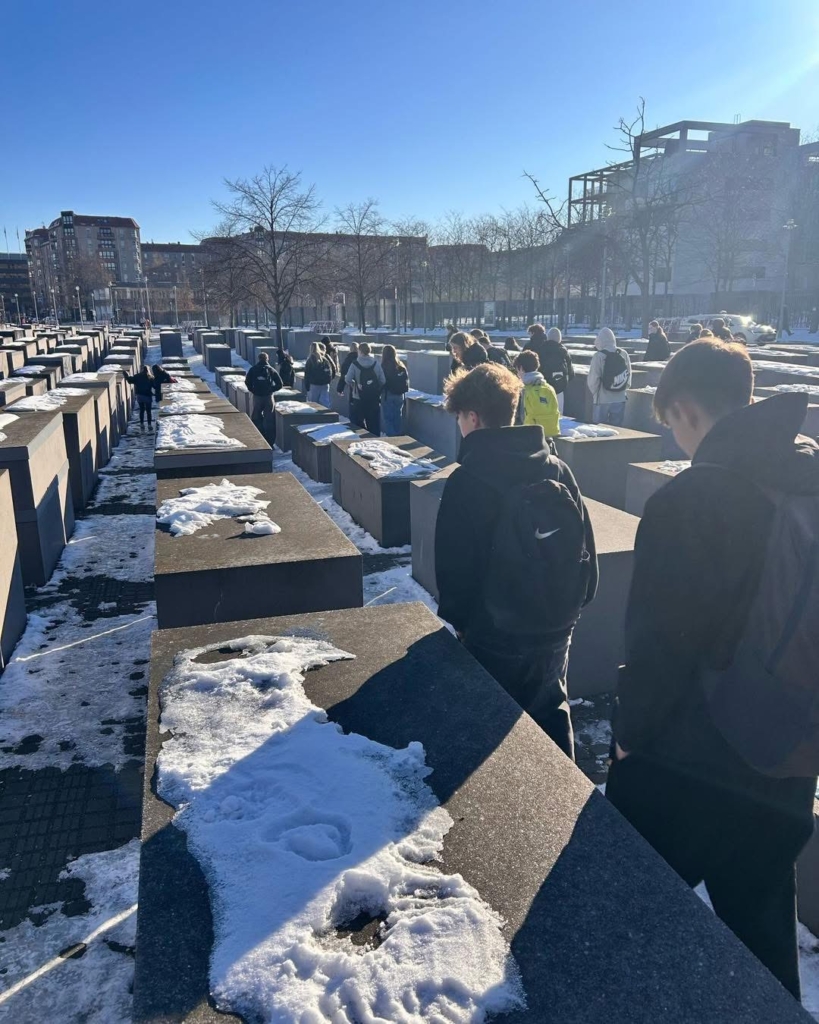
top-left (614, 393), bottom-right (819, 808)
top-left (337, 352), bottom-right (358, 393)
top-left (644, 331), bottom-right (671, 361)
top-left (245, 362), bottom-right (283, 397)
top-left (435, 425), bottom-right (598, 643)
top-left (383, 364), bottom-right (409, 395)
top-left (485, 346), bottom-right (512, 368)
top-left (278, 358), bottom-right (295, 388)
top-left (125, 371), bottom-right (154, 398)
top-left (304, 356), bottom-right (335, 388)
top-left (151, 366), bottom-right (172, 399)
top-left (524, 337), bottom-right (574, 394)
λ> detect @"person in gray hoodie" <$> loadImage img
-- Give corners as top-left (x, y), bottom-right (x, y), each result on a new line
top-left (345, 341), bottom-right (386, 434)
top-left (587, 327), bottom-right (631, 426)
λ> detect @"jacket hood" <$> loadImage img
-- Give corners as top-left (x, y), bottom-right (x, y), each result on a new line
top-left (355, 355), bottom-right (377, 368)
top-left (546, 327), bottom-right (562, 343)
top-left (595, 328), bottom-right (617, 352)
top-left (694, 393), bottom-right (819, 495)
top-left (458, 425), bottom-right (557, 488)
top-left (521, 371), bottom-right (545, 386)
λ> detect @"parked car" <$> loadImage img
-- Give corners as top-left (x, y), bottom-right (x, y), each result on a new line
top-left (685, 313), bottom-right (776, 345)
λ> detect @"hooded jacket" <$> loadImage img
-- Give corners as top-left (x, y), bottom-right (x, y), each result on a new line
top-left (245, 361), bottom-right (283, 397)
top-left (525, 329), bottom-right (575, 394)
top-left (588, 328), bottom-right (631, 405)
top-left (516, 371), bottom-right (560, 436)
top-left (345, 354), bottom-right (386, 401)
top-left (451, 343), bottom-right (488, 375)
top-left (644, 330), bottom-right (671, 362)
top-left (435, 425), bottom-right (598, 643)
top-left (125, 370), bottom-right (154, 398)
top-left (614, 393), bottom-right (819, 807)
top-left (304, 355), bottom-right (336, 388)
top-left (337, 350), bottom-right (358, 393)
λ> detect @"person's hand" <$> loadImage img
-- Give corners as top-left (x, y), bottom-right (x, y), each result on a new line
top-left (614, 742), bottom-right (630, 761)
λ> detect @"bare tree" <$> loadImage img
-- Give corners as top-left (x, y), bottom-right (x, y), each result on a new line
top-left (333, 199), bottom-right (396, 331)
top-left (198, 218), bottom-right (254, 327)
top-left (212, 166), bottom-right (326, 346)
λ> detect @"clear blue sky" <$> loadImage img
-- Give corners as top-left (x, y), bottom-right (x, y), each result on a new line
top-left (3, 0), bottom-right (818, 245)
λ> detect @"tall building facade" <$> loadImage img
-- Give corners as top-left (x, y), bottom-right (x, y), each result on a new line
top-left (26, 211), bottom-right (141, 319)
top-left (0, 253), bottom-right (34, 321)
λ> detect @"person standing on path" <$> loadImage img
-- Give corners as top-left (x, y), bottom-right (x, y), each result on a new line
top-left (124, 366), bottom-right (155, 430)
top-left (607, 340), bottom-right (819, 999)
top-left (472, 329), bottom-right (512, 368)
top-left (245, 351), bottom-right (283, 442)
top-left (304, 341), bottom-right (335, 407)
top-left (644, 320), bottom-right (671, 361)
top-left (435, 363), bottom-right (598, 759)
top-left (525, 325), bottom-right (574, 413)
top-left (381, 344), bottom-right (409, 436)
top-left (150, 364), bottom-right (173, 402)
top-left (345, 341), bottom-right (385, 434)
top-left (588, 327), bottom-right (631, 426)
top-left (449, 331), bottom-right (488, 374)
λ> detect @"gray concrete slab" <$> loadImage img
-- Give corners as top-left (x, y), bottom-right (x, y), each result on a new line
top-left (154, 471), bottom-right (363, 629)
top-left (0, 468), bottom-right (26, 672)
top-left (10, 392), bottom-right (98, 510)
top-left (405, 393), bottom-right (460, 461)
top-left (0, 411), bottom-right (72, 586)
top-left (0, 347), bottom-right (25, 377)
top-left (291, 422), bottom-right (371, 483)
top-left (332, 435), bottom-right (449, 547)
top-left (59, 374), bottom-right (119, 455)
top-left (225, 378), bottom-right (252, 416)
top-left (134, 602), bottom-right (809, 1024)
top-left (405, 350), bottom-right (452, 396)
top-left (274, 402), bottom-right (339, 453)
top-left (625, 461), bottom-right (689, 517)
top-left (554, 426), bottom-right (663, 510)
top-left (0, 380), bottom-right (27, 406)
top-left (13, 365), bottom-right (60, 391)
top-left (754, 389), bottom-right (819, 437)
top-left (203, 344), bottom-right (232, 372)
top-left (160, 331), bottom-right (184, 358)
top-left (154, 412), bottom-right (274, 480)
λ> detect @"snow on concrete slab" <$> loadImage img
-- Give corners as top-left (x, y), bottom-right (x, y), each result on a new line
top-left (13, 365), bottom-right (47, 376)
top-left (406, 389), bottom-right (446, 407)
top-left (10, 388), bottom-right (90, 411)
top-left (0, 840), bottom-right (138, 1023)
top-left (0, 411), bottom-right (18, 442)
top-left (348, 439), bottom-right (438, 479)
top-left (293, 422), bottom-right (357, 445)
top-left (657, 460), bottom-right (690, 475)
top-left (771, 384), bottom-right (819, 397)
top-left (156, 479), bottom-right (279, 537)
top-left (274, 401), bottom-right (315, 414)
top-left (559, 417), bottom-right (618, 438)
top-left (158, 394), bottom-right (207, 415)
top-left (755, 362), bottom-right (819, 377)
top-left (155, 415), bottom-right (245, 450)
top-left (167, 377), bottom-right (197, 392)
top-left (156, 635), bottom-right (525, 1024)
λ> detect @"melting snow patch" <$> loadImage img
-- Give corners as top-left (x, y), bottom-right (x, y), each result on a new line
top-left (47, 514), bottom-right (155, 583)
top-left (559, 418), bottom-right (618, 439)
top-left (657, 460), bottom-right (690, 475)
top-left (407, 389), bottom-right (446, 407)
top-left (157, 635), bottom-right (525, 1024)
top-left (156, 415), bottom-right (244, 450)
top-left (168, 378), bottom-right (196, 392)
top-left (756, 362), bottom-right (819, 377)
top-left (159, 394), bottom-right (207, 415)
top-left (294, 422), bottom-right (358, 445)
top-left (157, 479), bottom-right (279, 537)
top-left (275, 401), bottom-right (315, 414)
top-left (349, 439), bottom-right (438, 478)
top-left (0, 841), bottom-right (138, 1023)
top-left (10, 388), bottom-right (89, 411)
top-left (13, 365), bottom-right (47, 376)
top-left (771, 383), bottom-right (819, 397)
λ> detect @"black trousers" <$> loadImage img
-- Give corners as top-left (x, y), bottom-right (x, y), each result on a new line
top-left (136, 395), bottom-right (152, 425)
top-left (465, 633), bottom-right (574, 759)
top-left (607, 754), bottom-right (815, 999)
top-left (350, 398), bottom-right (380, 435)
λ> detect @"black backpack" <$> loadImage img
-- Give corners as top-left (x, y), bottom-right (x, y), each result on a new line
top-left (386, 366), bottom-right (409, 395)
top-left (313, 358), bottom-right (333, 386)
top-left (700, 480), bottom-right (819, 778)
top-left (482, 476), bottom-right (592, 636)
top-left (355, 360), bottom-right (380, 400)
top-left (251, 365), bottom-right (275, 396)
top-left (601, 349), bottom-right (630, 392)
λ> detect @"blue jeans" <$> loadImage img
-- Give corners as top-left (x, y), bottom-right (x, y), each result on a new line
top-left (593, 401), bottom-right (625, 426)
top-left (381, 392), bottom-right (404, 436)
top-left (464, 632), bottom-right (574, 759)
top-left (308, 384), bottom-right (330, 407)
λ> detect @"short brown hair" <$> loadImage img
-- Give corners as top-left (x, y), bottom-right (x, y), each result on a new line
top-left (359, 341), bottom-right (371, 356)
top-left (527, 323), bottom-right (546, 336)
top-left (653, 340), bottom-right (753, 425)
top-left (444, 363), bottom-right (522, 429)
top-left (514, 350), bottom-right (539, 373)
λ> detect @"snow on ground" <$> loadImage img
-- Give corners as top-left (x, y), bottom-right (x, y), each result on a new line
top-left (348, 439), bottom-right (438, 479)
top-left (0, 841), bottom-right (139, 1023)
top-left (155, 414), bottom-right (244, 450)
top-left (156, 479), bottom-right (278, 537)
top-left (45, 515), bottom-right (155, 584)
top-left (363, 564), bottom-right (439, 616)
top-left (91, 465), bottom-right (156, 507)
top-left (157, 635), bottom-right (525, 1024)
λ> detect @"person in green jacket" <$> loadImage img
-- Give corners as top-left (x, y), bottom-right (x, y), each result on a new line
top-left (514, 350), bottom-right (560, 437)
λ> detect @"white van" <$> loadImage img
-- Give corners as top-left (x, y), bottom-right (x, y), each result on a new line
top-left (685, 313), bottom-right (776, 345)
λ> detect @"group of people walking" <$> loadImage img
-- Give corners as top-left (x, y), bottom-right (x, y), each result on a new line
top-left (433, 331), bottom-right (819, 1003)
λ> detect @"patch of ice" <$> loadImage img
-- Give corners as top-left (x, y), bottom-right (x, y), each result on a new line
top-left (13, 365), bottom-right (47, 376)
top-left (157, 479), bottom-right (278, 537)
top-left (157, 635), bottom-right (525, 1024)
top-left (771, 383), bottom-right (819, 397)
top-left (9, 387), bottom-right (89, 411)
top-left (159, 394), bottom-right (207, 415)
top-left (349, 439), bottom-right (438, 478)
top-left (294, 422), bottom-right (358, 445)
top-left (156, 415), bottom-right (244, 450)
top-left (0, 841), bottom-right (138, 1023)
top-left (275, 400), bottom-right (315, 413)
top-left (657, 460), bottom-right (690, 475)
top-left (559, 417), bottom-right (618, 439)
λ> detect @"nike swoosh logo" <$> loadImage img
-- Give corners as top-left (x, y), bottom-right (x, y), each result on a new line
top-left (535, 528), bottom-right (560, 540)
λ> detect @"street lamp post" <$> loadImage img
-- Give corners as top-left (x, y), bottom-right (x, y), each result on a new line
top-left (32, 288), bottom-right (38, 323)
top-left (173, 285), bottom-right (178, 327)
top-left (14, 292), bottom-right (21, 324)
top-left (421, 260), bottom-right (429, 333)
top-left (109, 282), bottom-right (117, 323)
top-left (144, 277), bottom-right (152, 325)
top-left (51, 287), bottom-right (59, 327)
top-left (75, 285), bottom-right (84, 325)
top-left (777, 219), bottom-right (798, 341)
